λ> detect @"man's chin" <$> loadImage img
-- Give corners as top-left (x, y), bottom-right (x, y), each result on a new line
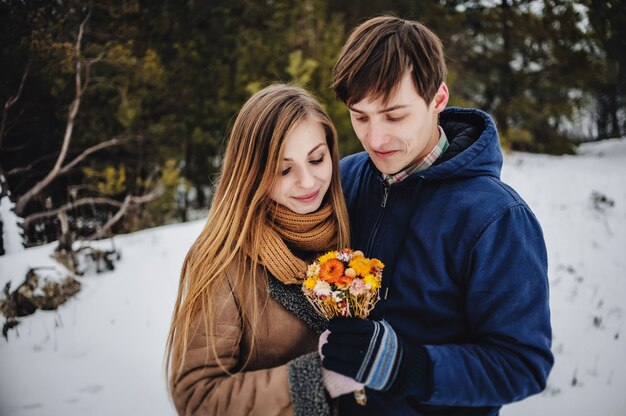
top-left (370, 158), bottom-right (401, 176)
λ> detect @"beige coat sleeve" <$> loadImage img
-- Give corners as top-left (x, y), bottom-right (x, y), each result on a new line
top-left (172, 280), bottom-right (329, 416)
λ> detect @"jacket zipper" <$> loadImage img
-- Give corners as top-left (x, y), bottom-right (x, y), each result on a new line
top-left (381, 182), bottom-right (389, 208)
top-left (365, 180), bottom-right (390, 299)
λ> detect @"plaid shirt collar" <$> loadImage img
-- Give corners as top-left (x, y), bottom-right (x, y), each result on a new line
top-left (383, 126), bottom-right (449, 186)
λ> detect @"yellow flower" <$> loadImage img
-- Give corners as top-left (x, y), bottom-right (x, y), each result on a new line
top-left (349, 256), bottom-right (371, 277)
top-left (363, 274), bottom-right (381, 290)
top-left (370, 258), bottom-right (384, 271)
top-left (318, 251), bottom-right (339, 264)
top-left (304, 277), bottom-right (317, 290)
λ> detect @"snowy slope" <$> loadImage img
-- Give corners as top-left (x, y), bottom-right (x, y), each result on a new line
top-left (0, 221), bottom-right (202, 416)
top-left (1, 138), bottom-right (625, 416)
top-left (501, 139), bottom-right (626, 416)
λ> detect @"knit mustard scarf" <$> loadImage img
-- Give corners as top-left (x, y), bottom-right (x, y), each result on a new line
top-left (258, 201), bottom-right (338, 285)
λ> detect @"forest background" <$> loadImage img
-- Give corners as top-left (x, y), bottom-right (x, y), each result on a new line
top-left (1, 0), bottom-right (624, 251)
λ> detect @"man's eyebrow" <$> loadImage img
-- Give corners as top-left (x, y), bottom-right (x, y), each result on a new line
top-left (348, 104), bottom-right (411, 114)
top-left (283, 143), bottom-right (326, 161)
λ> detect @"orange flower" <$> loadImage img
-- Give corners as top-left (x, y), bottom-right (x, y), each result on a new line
top-left (319, 258), bottom-right (345, 284)
top-left (334, 274), bottom-right (354, 288)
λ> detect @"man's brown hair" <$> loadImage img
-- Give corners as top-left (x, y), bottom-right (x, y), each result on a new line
top-left (333, 16), bottom-right (447, 106)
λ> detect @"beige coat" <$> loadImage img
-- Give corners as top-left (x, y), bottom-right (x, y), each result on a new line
top-left (172, 266), bottom-right (326, 415)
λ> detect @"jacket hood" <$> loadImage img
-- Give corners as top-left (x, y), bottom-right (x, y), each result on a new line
top-left (419, 107), bottom-right (502, 181)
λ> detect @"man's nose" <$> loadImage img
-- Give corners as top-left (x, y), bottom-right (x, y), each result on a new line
top-left (365, 121), bottom-right (388, 150)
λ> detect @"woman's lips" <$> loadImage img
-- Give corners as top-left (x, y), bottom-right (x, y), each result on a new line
top-left (293, 190), bottom-right (319, 203)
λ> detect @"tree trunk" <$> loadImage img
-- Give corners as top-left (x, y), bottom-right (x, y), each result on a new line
top-left (496, 0), bottom-right (513, 135)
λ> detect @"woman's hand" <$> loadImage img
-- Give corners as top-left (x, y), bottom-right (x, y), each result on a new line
top-left (318, 329), bottom-right (364, 398)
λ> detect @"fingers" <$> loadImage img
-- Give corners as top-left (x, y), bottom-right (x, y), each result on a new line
top-left (321, 368), bottom-right (364, 398)
top-left (322, 318), bottom-right (379, 382)
top-left (322, 355), bottom-right (360, 379)
top-left (328, 317), bottom-right (373, 334)
top-left (327, 331), bottom-right (371, 348)
top-left (322, 318), bottom-right (403, 391)
top-left (321, 341), bottom-right (362, 363)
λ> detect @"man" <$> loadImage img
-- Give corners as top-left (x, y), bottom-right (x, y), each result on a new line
top-left (320, 16), bottom-right (553, 415)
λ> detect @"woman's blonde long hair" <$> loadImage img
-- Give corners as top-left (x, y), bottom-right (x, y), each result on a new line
top-left (165, 84), bottom-right (350, 392)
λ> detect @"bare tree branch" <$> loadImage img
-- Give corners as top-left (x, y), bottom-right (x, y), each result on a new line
top-left (21, 197), bottom-right (124, 229)
top-left (128, 185), bottom-right (164, 205)
top-left (7, 152), bottom-right (60, 176)
top-left (86, 195), bottom-right (132, 241)
top-left (0, 64), bottom-right (29, 148)
top-left (21, 185), bottom-right (164, 232)
top-left (87, 51), bottom-right (106, 66)
top-left (82, 51), bottom-right (106, 91)
top-left (1, 103), bottom-right (30, 139)
top-left (0, 143), bottom-right (29, 153)
top-left (85, 185), bottom-right (164, 241)
top-left (67, 183), bottom-right (101, 195)
top-left (14, 9), bottom-right (96, 215)
top-left (58, 134), bottom-right (138, 176)
top-left (7, 134), bottom-right (138, 190)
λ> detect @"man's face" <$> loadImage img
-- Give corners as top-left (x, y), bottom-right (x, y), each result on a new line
top-left (348, 71), bottom-right (448, 175)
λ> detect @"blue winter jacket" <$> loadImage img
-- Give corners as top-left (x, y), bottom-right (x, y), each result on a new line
top-left (338, 107), bottom-right (553, 415)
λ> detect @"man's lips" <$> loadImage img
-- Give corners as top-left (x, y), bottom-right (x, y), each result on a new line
top-left (293, 190), bottom-right (319, 202)
top-left (373, 150), bottom-right (397, 158)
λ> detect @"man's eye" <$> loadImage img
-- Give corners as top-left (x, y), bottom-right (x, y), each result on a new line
top-left (386, 115), bottom-right (405, 122)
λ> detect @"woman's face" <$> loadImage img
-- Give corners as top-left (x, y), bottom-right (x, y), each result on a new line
top-left (270, 117), bottom-right (332, 214)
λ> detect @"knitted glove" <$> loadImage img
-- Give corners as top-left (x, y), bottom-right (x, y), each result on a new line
top-left (321, 318), bottom-right (431, 395)
top-left (318, 330), bottom-right (364, 398)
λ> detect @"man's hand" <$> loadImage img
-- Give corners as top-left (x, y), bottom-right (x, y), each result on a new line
top-left (322, 318), bottom-right (432, 398)
top-left (320, 318), bottom-right (405, 391)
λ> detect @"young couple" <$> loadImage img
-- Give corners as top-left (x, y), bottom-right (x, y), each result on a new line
top-left (166, 16), bottom-right (553, 416)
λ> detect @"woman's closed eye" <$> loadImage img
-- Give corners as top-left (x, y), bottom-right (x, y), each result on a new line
top-left (280, 152), bottom-right (326, 175)
top-left (310, 155), bottom-right (325, 165)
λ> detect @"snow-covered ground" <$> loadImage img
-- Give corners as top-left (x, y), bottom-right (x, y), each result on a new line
top-left (1, 138), bottom-right (625, 416)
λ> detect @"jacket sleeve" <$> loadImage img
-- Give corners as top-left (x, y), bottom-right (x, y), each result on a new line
top-left (171, 281), bottom-right (330, 416)
top-left (422, 204), bottom-right (554, 406)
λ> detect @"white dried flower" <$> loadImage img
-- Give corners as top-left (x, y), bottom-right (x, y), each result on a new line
top-left (348, 278), bottom-right (368, 296)
top-left (313, 280), bottom-right (332, 297)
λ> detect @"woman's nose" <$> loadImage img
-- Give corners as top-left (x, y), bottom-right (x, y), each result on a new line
top-left (298, 167), bottom-right (315, 188)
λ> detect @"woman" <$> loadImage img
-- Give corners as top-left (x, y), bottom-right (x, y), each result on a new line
top-left (165, 84), bottom-right (359, 415)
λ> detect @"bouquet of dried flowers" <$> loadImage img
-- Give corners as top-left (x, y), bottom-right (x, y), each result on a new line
top-left (302, 248), bottom-right (384, 404)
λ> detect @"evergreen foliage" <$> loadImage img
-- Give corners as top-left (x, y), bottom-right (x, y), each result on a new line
top-left (0, 0), bottom-right (623, 246)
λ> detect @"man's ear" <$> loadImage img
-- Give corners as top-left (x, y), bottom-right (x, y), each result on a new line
top-left (432, 82), bottom-right (449, 113)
